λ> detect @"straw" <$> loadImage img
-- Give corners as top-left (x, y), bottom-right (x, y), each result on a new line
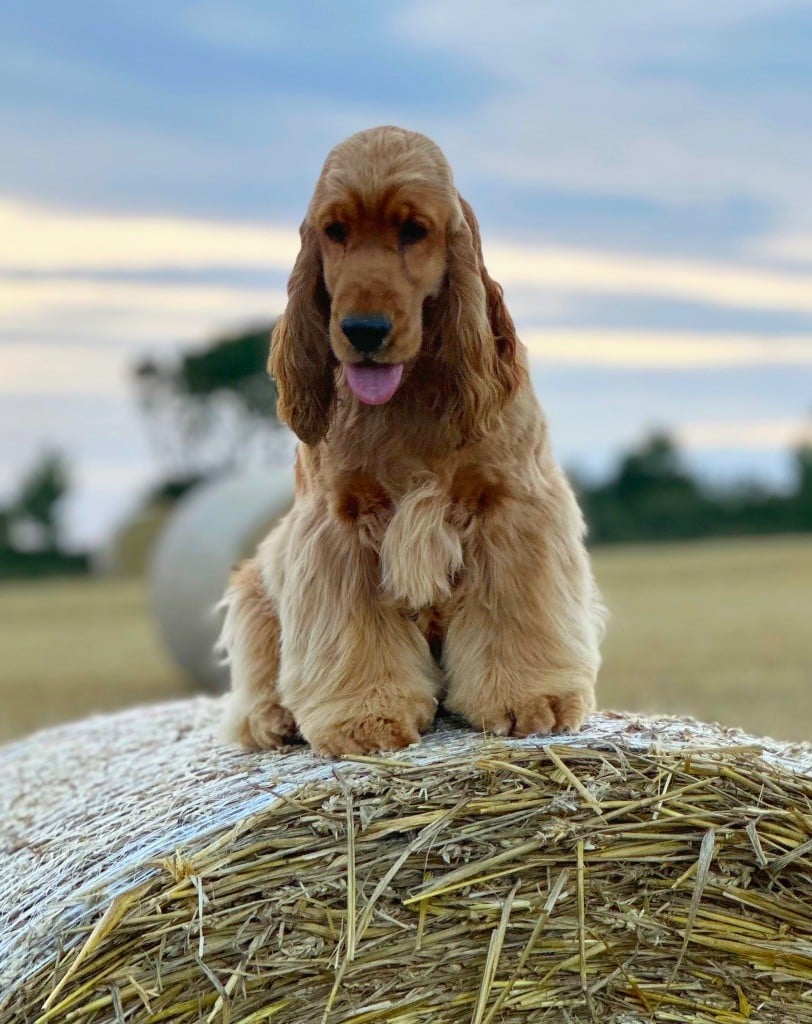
top-left (0, 698), bottom-right (809, 1023)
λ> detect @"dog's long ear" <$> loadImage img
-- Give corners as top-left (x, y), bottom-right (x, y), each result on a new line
top-left (429, 193), bottom-right (519, 443)
top-left (269, 219), bottom-right (334, 445)
top-left (463, 196), bottom-right (519, 378)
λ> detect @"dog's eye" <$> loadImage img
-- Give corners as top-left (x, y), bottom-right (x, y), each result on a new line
top-left (398, 220), bottom-right (428, 247)
top-left (324, 222), bottom-right (347, 244)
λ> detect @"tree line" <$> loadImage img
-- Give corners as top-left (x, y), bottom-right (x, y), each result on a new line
top-left (574, 432), bottom-right (812, 544)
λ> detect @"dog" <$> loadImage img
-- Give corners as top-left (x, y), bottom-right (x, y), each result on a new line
top-left (219, 126), bottom-right (605, 756)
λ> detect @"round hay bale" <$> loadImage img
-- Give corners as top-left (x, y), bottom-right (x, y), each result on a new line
top-left (148, 468), bottom-right (294, 692)
top-left (1, 701), bottom-right (810, 1023)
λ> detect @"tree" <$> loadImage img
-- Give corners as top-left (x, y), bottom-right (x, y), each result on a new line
top-left (15, 451), bottom-right (70, 551)
top-left (0, 508), bottom-right (11, 550)
top-left (0, 451), bottom-right (89, 578)
top-left (133, 323), bottom-right (284, 486)
top-left (790, 443), bottom-right (812, 529)
top-left (578, 431), bottom-right (708, 543)
top-left (614, 433), bottom-right (695, 500)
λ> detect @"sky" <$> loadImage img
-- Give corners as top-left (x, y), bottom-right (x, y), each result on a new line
top-left (1, 1), bottom-right (811, 546)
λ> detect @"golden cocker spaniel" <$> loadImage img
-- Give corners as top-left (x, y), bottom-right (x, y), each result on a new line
top-left (220, 126), bottom-right (606, 756)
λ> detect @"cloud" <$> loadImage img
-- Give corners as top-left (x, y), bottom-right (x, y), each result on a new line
top-left (394, 1), bottom-right (812, 240)
top-left (522, 329), bottom-right (812, 369)
top-left (490, 243), bottom-right (812, 316)
top-left (0, 276), bottom-right (285, 349)
top-left (751, 233), bottom-right (812, 268)
top-left (3, 2), bottom-right (811, 252)
top-left (0, 198), bottom-right (298, 272)
top-left (0, 199), bottom-right (291, 350)
top-left (676, 417), bottom-right (812, 451)
top-left (0, 344), bottom-right (129, 397)
top-left (5, 198), bottom-right (812, 323)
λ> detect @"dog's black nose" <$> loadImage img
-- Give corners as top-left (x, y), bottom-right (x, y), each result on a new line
top-left (340, 314), bottom-right (392, 354)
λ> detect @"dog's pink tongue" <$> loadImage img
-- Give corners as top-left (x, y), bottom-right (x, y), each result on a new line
top-left (345, 363), bottom-right (403, 405)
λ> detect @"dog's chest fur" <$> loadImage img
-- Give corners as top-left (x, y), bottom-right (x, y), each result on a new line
top-left (330, 462), bottom-right (506, 618)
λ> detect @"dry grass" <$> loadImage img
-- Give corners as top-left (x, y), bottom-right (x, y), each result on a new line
top-left (0, 535), bottom-right (809, 744)
top-left (1, 703), bottom-right (809, 1023)
top-left (0, 576), bottom-right (190, 742)
top-left (596, 536), bottom-right (812, 743)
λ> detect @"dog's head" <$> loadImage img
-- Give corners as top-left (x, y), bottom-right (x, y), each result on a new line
top-left (270, 126), bottom-right (518, 445)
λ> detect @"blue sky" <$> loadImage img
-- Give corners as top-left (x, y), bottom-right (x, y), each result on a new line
top-left (1, 1), bottom-right (811, 544)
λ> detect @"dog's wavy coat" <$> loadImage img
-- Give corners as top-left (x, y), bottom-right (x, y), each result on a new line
top-left (220, 126), bottom-right (605, 756)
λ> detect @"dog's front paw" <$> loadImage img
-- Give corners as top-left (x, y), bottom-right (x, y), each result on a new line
top-left (448, 676), bottom-right (595, 738)
top-left (221, 696), bottom-right (299, 750)
top-left (304, 697), bottom-right (437, 757)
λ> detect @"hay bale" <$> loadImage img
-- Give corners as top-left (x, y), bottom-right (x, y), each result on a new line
top-left (0, 700), bottom-right (810, 1023)
top-left (149, 468), bottom-right (293, 691)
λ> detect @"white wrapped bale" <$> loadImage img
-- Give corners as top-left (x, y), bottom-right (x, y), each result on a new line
top-left (1, 700), bottom-right (810, 1023)
top-left (148, 468), bottom-right (293, 692)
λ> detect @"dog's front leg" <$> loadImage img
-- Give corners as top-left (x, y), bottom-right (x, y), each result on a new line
top-left (276, 512), bottom-right (440, 756)
top-left (443, 468), bottom-right (604, 736)
top-left (219, 525), bottom-right (299, 750)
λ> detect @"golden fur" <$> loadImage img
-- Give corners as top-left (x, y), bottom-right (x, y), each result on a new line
top-left (220, 126), bottom-right (605, 756)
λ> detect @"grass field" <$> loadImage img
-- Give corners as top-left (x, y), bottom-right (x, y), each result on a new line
top-left (0, 536), bottom-right (809, 745)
